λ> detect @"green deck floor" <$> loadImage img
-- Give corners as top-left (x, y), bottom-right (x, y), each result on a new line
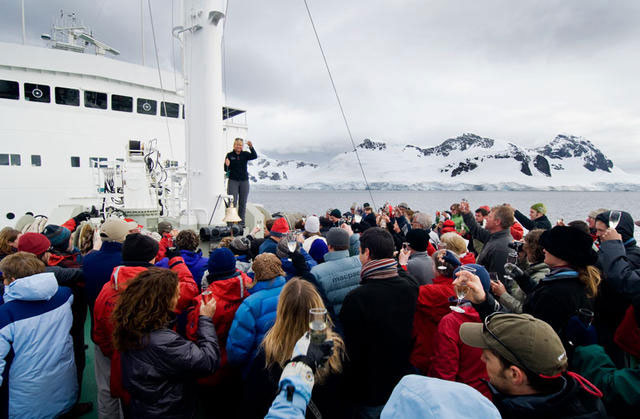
top-left (79, 316), bottom-right (98, 418)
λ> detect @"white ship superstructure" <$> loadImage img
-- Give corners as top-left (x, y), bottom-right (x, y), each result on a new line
top-left (0, 7), bottom-right (247, 226)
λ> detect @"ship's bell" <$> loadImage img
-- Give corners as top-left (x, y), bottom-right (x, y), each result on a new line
top-left (222, 205), bottom-right (242, 223)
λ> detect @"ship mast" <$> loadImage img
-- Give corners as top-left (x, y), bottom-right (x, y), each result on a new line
top-left (181, 0), bottom-right (227, 227)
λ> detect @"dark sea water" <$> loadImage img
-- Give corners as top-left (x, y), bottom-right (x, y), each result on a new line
top-left (252, 190), bottom-right (640, 238)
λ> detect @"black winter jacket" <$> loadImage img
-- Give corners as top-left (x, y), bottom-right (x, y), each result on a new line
top-left (514, 210), bottom-right (552, 231)
top-left (224, 147), bottom-right (257, 181)
top-left (462, 212), bottom-right (513, 281)
top-left (490, 374), bottom-right (607, 419)
top-left (339, 271), bottom-right (418, 406)
top-left (122, 316), bottom-right (220, 419)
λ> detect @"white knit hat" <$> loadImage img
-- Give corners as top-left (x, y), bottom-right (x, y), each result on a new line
top-left (305, 215), bottom-right (320, 234)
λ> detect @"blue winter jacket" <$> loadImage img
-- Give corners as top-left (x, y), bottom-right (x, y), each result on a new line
top-left (259, 238), bottom-right (279, 255)
top-left (156, 249), bottom-right (209, 289)
top-left (0, 272), bottom-right (77, 418)
top-left (82, 241), bottom-right (123, 311)
top-left (226, 276), bottom-right (286, 370)
top-left (310, 250), bottom-right (361, 320)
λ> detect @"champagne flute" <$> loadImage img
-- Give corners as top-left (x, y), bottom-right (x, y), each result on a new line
top-left (309, 308), bottom-right (328, 344)
top-left (286, 232), bottom-right (297, 253)
top-left (609, 211), bottom-right (621, 230)
top-left (451, 265), bottom-right (475, 313)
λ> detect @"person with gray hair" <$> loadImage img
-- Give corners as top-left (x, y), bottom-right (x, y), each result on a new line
top-left (412, 212), bottom-right (439, 248)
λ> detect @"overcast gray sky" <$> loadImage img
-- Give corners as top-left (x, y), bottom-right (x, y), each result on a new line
top-left (2, 0), bottom-right (639, 172)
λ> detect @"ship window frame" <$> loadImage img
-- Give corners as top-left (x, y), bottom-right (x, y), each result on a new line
top-left (160, 101), bottom-right (180, 118)
top-left (112, 94), bottom-right (133, 112)
top-left (31, 155), bottom-right (42, 167)
top-left (24, 83), bottom-right (51, 103)
top-left (137, 98), bottom-right (157, 115)
top-left (0, 154), bottom-right (8, 166)
top-left (0, 80), bottom-right (19, 100)
top-left (55, 87), bottom-right (80, 106)
top-left (89, 157), bottom-right (108, 168)
top-left (10, 154), bottom-right (21, 166)
top-left (84, 90), bottom-right (108, 110)
top-left (70, 156), bottom-right (81, 168)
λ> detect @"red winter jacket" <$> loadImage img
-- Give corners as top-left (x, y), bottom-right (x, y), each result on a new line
top-left (186, 270), bottom-right (253, 385)
top-left (410, 275), bottom-right (456, 374)
top-left (426, 241), bottom-right (436, 256)
top-left (429, 306), bottom-right (491, 399)
top-left (156, 233), bottom-right (173, 261)
top-left (459, 252), bottom-right (476, 265)
top-left (614, 305), bottom-right (640, 358)
top-left (46, 217), bottom-right (82, 268)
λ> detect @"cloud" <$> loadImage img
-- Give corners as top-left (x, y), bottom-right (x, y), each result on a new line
top-left (2, 0), bottom-right (639, 173)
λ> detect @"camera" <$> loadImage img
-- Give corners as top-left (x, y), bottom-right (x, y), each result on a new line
top-left (508, 241), bottom-right (524, 253)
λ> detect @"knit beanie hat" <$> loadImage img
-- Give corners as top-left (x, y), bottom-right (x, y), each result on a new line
top-left (330, 209), bottom-right (342, 219)
top-left (43, 225), bottom-right (71, 251)
top-left (540, 226), bottom-right (598, 268)
top-left (309, 239), bottom-right (329, 264)
top-left (441, 219), bottom-right (457, 234)
top-left (326, 227), bottom-right (349, 248)
top-left (454, 264), bottom-right (491, 292)
top-left (122, 233), bottom-right (159, 262)
top-left (230, 237), bottom-right (250, 254)
top-left (305, 216), bottom-right (320, 234)
top-left (270, 217), bottom-right (289, 237)
top-left (208, 247), bottom-right (237, 278)
top-left (588, 208), bottom-right (608, 219)
top-left (101, 218), bottom-right (136, 243)
top-left (406, 228), bottom-right (429, 252)
top-left (276, 238), bottom-right (297, 259)
top-left (252, 253), bottom-right (284, 281)
top-left (17, 233), bottom-right (51, 256)
top-left (157, 221), bottom-right (173, 235)
top-left (480, 206), bottom-right (491, 213)
top-left (530, 203), bottom-right (547, 215)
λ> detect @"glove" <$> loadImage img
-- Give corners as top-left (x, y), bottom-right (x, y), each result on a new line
top-left (166, 247), bottom-right (182, 259)
top-left (72, 211), bottom-right (92, 224)
top-left (291, 250), bottom-right (309, 274)
top-left (503, 262), bottom-right (524, 278)
top-left (566, 314), bottom-right (598, 348)
top-left (89, 205), bottom-right (100, 218)
top-left (290, 332), bottom-right (334, 373)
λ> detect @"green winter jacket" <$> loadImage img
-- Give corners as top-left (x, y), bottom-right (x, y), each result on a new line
top-left (572, 344), bottom-right (640, 414)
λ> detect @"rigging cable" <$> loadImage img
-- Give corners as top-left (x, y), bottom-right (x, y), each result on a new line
top-left (222, 0), bottom-right (232, 151)
top-left (147, 0), bottom-right (175, 160)
top-left (302, 0), bottom-right (377, 210)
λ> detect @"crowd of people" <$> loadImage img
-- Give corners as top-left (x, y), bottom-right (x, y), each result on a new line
top-left (0, 199), bottom-right (639, 418)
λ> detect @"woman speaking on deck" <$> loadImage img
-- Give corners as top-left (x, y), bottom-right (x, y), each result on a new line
top-left (224, 138), bottom-right (258, 223)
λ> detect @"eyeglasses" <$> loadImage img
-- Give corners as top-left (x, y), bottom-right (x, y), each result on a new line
top-left (483, 313), bottom-right (535, 375)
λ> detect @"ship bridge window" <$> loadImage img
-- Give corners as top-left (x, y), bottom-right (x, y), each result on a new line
top-left (90, 157), bottom-right (108, 168)
top-left (31, 155), bottom-right (41, 167)
top-left (71, 156), bottom-right (80, 167)
top-left (0, 154), bottom-right (8, 166)
top-left (10, 154), bottom-right (21, 166)
top-left (85, 91), bottom-right (107, 109)
top-left (24, 83), bottom-right (50, 103)
top-left (112, 95), bottom-right (133, 112)
top-left (0, 80), bottom-right (19, 100)
top-left (160, 101), bottom-right (179, 118)
top-left (55, 87), bottom-right (80, 106)
top-left (137, 98), bottom-right (157, 115)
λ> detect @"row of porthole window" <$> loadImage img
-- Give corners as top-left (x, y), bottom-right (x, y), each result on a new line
top-left (0, 154), bottom-right (113, 168)
top-left (0, 79), bottom-right (182, 117)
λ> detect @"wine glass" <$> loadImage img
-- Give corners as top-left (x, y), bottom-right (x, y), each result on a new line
top-left (286, 232), bottom-right (297, 253)
top-left (451, 265), bottom-right (476, 313)
top-left (309, 308), bottom-right (328, 344)
top-left (609, 211), bottom-right (621, 230)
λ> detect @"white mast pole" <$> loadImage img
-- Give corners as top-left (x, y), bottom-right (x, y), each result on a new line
top-left (140, 0), bottom-right (145, 65)
top-left (183, 0), bottom-right (227, 226)
top-left (20, 0), bottom-right (26, 44)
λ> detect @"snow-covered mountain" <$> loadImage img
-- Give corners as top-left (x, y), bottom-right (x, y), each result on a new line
top-left (249, 134), bottom-right (640, 191)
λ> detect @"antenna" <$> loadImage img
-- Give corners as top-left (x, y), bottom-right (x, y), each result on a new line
top-left (40, 10), bottom-right (120, 56)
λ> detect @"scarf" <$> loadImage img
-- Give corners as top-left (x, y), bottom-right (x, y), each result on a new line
top-left (360, 258), bottom-right (398, 282)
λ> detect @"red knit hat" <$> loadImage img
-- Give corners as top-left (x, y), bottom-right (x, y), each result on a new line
top-left (441, 219), bottom-right (457, 234)
top-left (510, 222), bottom-right (524, 241)
top-left (18, 233), bottom-right (51, 256)
top-left (480, 205), bottom-right (491, 213)
top-left (270, 217), bottom-right (290, 237)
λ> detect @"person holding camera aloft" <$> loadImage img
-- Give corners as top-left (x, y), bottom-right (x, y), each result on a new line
top-left (490, 229), bottom-right (549, 313)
